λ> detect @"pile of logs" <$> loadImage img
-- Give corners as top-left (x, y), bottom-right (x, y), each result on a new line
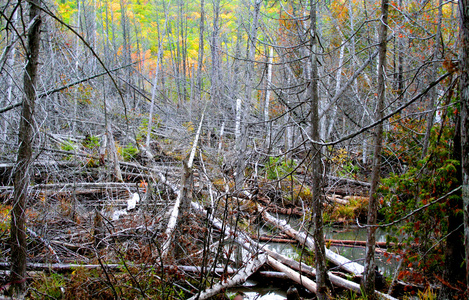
top-left (0, 120), bottom-right (400, 299)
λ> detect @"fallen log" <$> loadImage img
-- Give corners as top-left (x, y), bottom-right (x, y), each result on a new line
top-left (190, 202), bottom-right (398, 299)
top-left (0, 182), bottom-right (140, 192)
top-left (325, 195), bottom-right (349, 205)
top-left (256, 271), bottom-right (289, 280)
top-left (262, 210), bottom-right (365, 275)
top-left (267, 256), bottom-right (317, 294)
top-left (267, 205), bottom-right (304, 216)
top-left (264, 249), bottom-right (397, 300)
top-left (326, 239), bottom-right (394, 248)
top-left (327, 175), bottom-right (370, 187)
top-left (187, 254), bottom-right (267, 300)
top-left (0, 262), bottom-right (235, 275)
top-left (255, 236), bottom-right (297, 244)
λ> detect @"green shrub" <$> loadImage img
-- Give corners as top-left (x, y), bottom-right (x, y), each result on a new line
top-left (82, 135), bottom-right (100, 149)
top-left (265, 157), bottom-right (297, 180)
top-left (121, 144), bottom-right (139, 161)
top-left (60, 140), bottom-right (76, 152)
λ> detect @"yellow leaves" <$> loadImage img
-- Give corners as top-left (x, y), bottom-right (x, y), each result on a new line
top-left (192, 11), bottom-right (201, 19)
top-left (56, 0), bottom-right (77, 24)
top-left (126, 10), bottom-right (134, 20)
top-left (330, 0), bottom-right (349, 23)
top-left (331, 148), bottom-right (348, 165)
top-left (111, 2), bottom-right (120, 14)
top-left (183, 121), bottom-right (195, 133)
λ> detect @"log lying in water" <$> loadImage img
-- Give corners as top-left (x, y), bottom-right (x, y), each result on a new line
top-left (267, 256), bottom-right (317, 294)
top-left (265, 249), bottom-right (398, 300)
top-left (186, 254), bottom-right (267, 300)
top-left (326, 239), bottom-right (394, 248)
top-left (190, 201), bottom-right (395, 299)
top-left (262, 210), bottom-right (365, 276)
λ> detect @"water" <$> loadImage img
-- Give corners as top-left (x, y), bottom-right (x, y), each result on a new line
top-left (227, 283), bottom-right (287, 300)
top-left (323, 225), bottom-right (399, 278)
top-left (229, 216), bottom-right (400, 298)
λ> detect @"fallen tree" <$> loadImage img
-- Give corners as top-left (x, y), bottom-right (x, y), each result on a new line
top-left (262, 210), bottom-right (365, 275)
top-left (186, 254), bottom-right (267, 300)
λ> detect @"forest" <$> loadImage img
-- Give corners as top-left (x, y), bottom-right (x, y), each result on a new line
top-left (1, 0), bottom-right (469, 299)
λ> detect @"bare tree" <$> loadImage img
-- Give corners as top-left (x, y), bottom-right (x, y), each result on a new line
top-left (10, 0), bottom-right (42, 295)
top-left (363, 0), bottom-right (389, 298)
top-left (309, 1), bottom-right (327, 298)
top-left (235, 0), bottom-right (262, 189)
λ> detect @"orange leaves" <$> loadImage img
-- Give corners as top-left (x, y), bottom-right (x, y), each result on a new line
top-left (139, 180), bottom-right (148, 192)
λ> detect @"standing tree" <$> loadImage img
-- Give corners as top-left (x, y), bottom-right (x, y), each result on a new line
top-left (363, 0), bottom-right (389, 298)
top-left (10, 0), bottom-right (42, 295)
top-left (309, 1), bottom-right (327, 298)
top-left (459, 0), bottom-right (469, 293)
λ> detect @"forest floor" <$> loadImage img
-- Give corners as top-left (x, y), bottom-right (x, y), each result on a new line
top-left (0, 135), bottom-right (414, 299)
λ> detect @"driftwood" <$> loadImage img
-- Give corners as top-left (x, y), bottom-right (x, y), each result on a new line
top-left (187, 254), bottom-right (267, 300)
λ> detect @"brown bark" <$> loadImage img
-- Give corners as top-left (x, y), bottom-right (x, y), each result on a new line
top-left (440, 115), bottom-right (465, 298)
top-left (363, 0), bottom-right (389, 298)
top-left (10, 0), bottom-right (42, 295)
top-left (309, 1), bottom-right (327, 298)
top-left (459, 0), bottom-right (469, 292)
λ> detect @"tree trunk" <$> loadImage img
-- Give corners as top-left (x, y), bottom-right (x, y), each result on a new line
top-left (10, 0), bottom-right (41, 295)
top-left (264, 46), bottom-right (273, 147)
top-left (363, 0), bottom-right (389, 298)
top-left (309, 1), bottom-right (327, 299)
top-left (421, 0), bottom-right (443, 159)
top-left (235, 0), bottom-right (262, 190)
top-left (458, 0), bottom-right (469, 292)
top-left (440, 115), bottom-right (465, 298)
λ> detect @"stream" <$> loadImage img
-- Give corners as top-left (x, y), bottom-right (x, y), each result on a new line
top-left (228, 215), bottom-right (400, 299)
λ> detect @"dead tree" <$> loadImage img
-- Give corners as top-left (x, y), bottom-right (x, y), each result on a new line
top-left (10, 0), bottom-right (42, 295)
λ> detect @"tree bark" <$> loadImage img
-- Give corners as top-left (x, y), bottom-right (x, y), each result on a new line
top-left (188, 254), bottom-right (267, 300)
top-left (309, 1), bottom-right (327, 300)
top-left (459, 0), bottom-right (469, 293)
top-left (161, 115), bottom-right (204, 259)
top-left (440, 115), bottom-right (465, 298)
top-left (363, 0), bottom-right (389, 298)
top-left (421, 0), bottom-right (443, 159)
top-left (235, 0), bottom-right (262, 189)
top-left (262, 211), bottom-right (364, 275)
top-left (10, 0), bottom-right (41, 295)
top-left (308, 1), bottom-right (328, 299)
